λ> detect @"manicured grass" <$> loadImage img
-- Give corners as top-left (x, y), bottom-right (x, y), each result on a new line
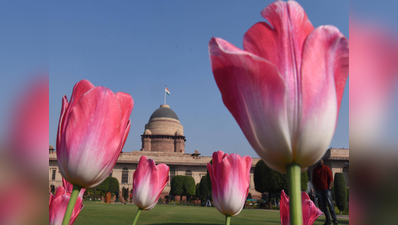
top-left (74, 202), bottom-right (349, 225)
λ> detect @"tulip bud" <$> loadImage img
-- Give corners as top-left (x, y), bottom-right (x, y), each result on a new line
top-left (207, 150), bottom-right (252, 217)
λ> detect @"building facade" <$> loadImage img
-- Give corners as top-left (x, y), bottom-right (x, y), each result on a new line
top-left (49, 104), bottom-right (349, 200)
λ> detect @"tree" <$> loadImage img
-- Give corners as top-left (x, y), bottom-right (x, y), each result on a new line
top-left (199, 175), bottom-right (211, 201)
top-left (107, 177), bottom-right (120, 193)
top-left (170, 175), bottom-right (196, 201)
top-left (334, 173), bottom-right (347, 212)
top-left (254, 160), bottom-right (284, 202)
top-left (282, 170), bottom-right (309, 194)
top-left (96, 177), bottom-right (109, 198)
top-left (253, 160), bottom-right (267, 193)
top-left (206, 160), bottom-right (212, 192)
top-left (184, 176), bottom-right (196, 199)
top-left (170, 175), bottom-right (184, 197)
top-left (195, 183), bottom-right (201, 198)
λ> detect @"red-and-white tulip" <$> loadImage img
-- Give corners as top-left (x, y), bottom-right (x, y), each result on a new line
top-left (132, 156), bottom-right (169, 210)
top-left (57, 79), bottom-right (134, 189)
top-left (207, 150), bottom-right (252, 217)
top-left (280, 190), bottom-right (323, 225)
top-left (49, 179), bottom-right (85, 225)
top-left (208, 0), bottom-right (348, 173)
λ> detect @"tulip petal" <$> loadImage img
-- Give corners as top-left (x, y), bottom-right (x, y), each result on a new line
top-left (62, 178), bottom-right (73, 194)
top-left (296, 26), bottom-right (349, 168)
top-left (67, 79), bottom-right (95, 112)
top-left (209, 37), bottom-right (292, 173)
top-left (243, 1), bottom-right (314, 140)
top-left (302, 198), bottom-right (323, 225)
top-left (115, 92), bottom-right (134, 128)
top-left (57, 96), bottom-right (69, 153)
top-left (59, 86), bottom-right (122, 188)
top-left (280, 190), bottom-right (290, 225)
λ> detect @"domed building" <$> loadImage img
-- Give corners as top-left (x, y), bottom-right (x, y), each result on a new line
top-left (49, 103), bottom-right (348, 203)
top-left (141, 104), bottom-right (186, 153)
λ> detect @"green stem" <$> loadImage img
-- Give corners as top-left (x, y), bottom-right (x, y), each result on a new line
top-left (132, 208), bottom-right (143, 225)
top-left (286, 163), bottom-right (302, 225)
top-left (62, 185), bottom-right (82, 225)
top-left (225, 215), bottom-right (231, 225)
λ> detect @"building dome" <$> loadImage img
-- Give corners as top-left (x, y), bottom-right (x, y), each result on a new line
top-left (149, 104), bottom-right (179, 121)
top-left (141, 104), bottom-right (185, 153)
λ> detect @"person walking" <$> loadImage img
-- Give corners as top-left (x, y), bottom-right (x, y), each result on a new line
top-left (312, 159), bottom-right (338, 225)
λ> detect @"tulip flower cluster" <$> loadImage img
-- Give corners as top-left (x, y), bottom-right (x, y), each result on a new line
top-left (49, 179), bottom-right (85, 225)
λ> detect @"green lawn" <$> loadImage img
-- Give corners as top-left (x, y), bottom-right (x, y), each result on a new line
top-left (74, 202), bottom-right (349, 225)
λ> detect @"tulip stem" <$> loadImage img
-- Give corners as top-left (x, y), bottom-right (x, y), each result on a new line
top-left (62, 185), bottom-right (82, 225)
top-left (286, 163), bottom-right (302, 225)
top-left (225, 215), bottom-right (231, 225)
top-left (132, 208), bottom-right (143, 225)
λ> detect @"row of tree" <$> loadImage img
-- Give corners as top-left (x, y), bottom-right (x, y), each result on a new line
top-left (254, 160), bottom-right (308, 202)
top-left (86, 177), bottom-right (120, 200)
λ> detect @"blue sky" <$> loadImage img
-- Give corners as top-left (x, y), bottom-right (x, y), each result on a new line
top-left (0, 1), bottom-right (349, 159)
top-left (48, 0), bottom-right (349, 158)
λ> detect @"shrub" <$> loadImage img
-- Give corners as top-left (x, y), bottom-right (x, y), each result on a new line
top-left (346, 187), bottom-right (349, 201)
top-left (170, 175), bottom-right (196, 200)
top-left (96, 177), bottom-right (109, 197)
top-left (334, 173), bottom-right (347, 212)
top-left (107, 177), bottom-right (119, 193)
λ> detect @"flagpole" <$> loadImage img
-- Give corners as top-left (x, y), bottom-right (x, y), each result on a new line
top-left (164, 85), bottom-right (166, 105)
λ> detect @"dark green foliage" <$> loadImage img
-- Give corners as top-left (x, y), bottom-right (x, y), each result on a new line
top-left (206, 160), bottom-right (212, 192)
top-left (282, 170), bottom-right (309, 194)
top-left (301, 171), bottom-right (309, 192)
top-left (170, 175), bottom-right (195, 198)
top-left (254, 160), bottom-right (284, 196)
top-left (107, 177), bottom-right (119, 193)
top-left (334, 173), bottom-right (347, 212)
top-left (195, 183), bottom-right (201, 198)
top-left (199, 175), bottom-right (212, 201)
top-left (346, 187), bottom-right (349, 201)
top-left (184, 176), bottom-right (196, 196)
top-left (97, 178), bottom-right (109, 193)
top-left (254, 160), bottom-right (267, 193)
top-left (170, 175), bottom-right (185, 196)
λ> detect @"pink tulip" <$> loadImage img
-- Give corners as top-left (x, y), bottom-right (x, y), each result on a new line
top-left (49, 179), bottom-right (85, 225)
top-left (280, 190), bottom-right (322, 225)
top-left (208, 1), bottom-right (348, 173)
top-left (57, 79), bottom-right (134, 188)
top-left (207, 150), bottom-right (252, 217)
top-left (132, 156), bottom-right (169, 210)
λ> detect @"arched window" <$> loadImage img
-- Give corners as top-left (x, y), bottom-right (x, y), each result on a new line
top-left (122, 168), bottom-right (128, 183)
top-left (185, 170), bottom-right (192, 176)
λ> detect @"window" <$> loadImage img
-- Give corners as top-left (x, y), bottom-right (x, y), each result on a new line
top-left (51, 169), bottom-right (56, 180)
top-left (122, 168), bottom-right (128, 183)
top-left (185, 170), bottom-right (192, 176)
top-left (50, 185), bottom-right (55, 193)
top-left (109, 171), bottom-right (113, 177)
top-left (170, 167), bottom-right (175, 181)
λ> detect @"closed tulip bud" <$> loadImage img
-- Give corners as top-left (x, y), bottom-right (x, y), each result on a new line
top-left (207, 150), bottom-right (252, 217)
top-left (132, 156), bottom-right (169, 210)
top-left (57, 79), bottom-right (134, 189)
